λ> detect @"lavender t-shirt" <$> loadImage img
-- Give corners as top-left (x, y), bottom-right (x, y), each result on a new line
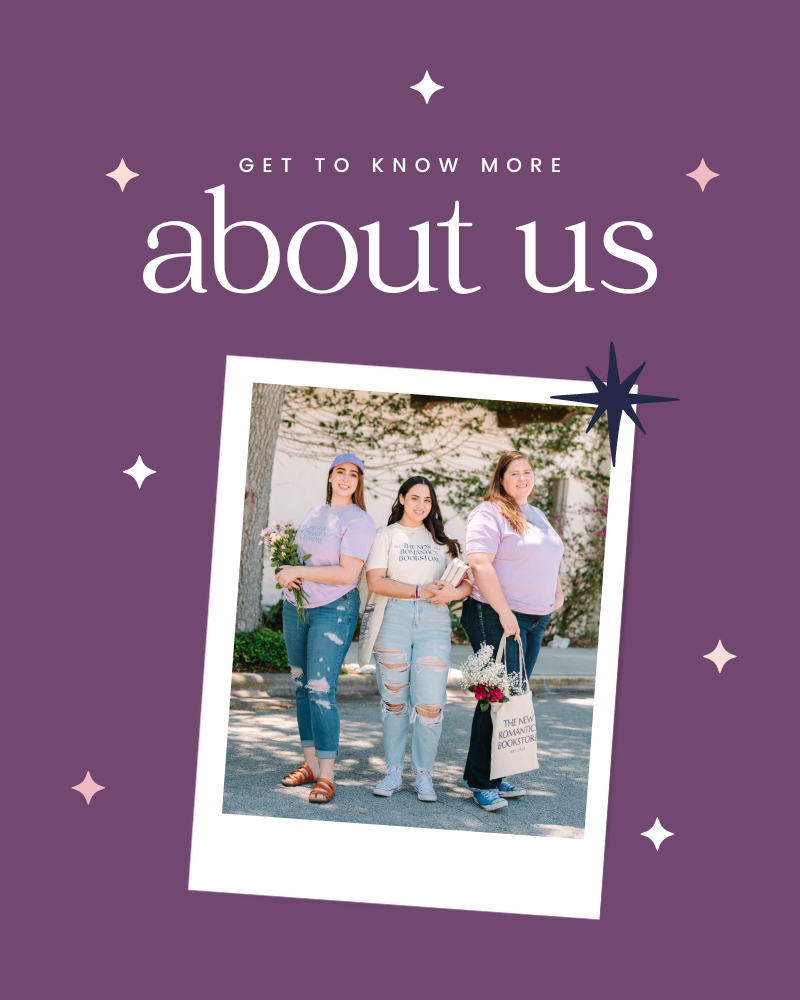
top-left (284, 504), bottom-right (376, 609)
top-left (465, 501), bottom-right (564, 614)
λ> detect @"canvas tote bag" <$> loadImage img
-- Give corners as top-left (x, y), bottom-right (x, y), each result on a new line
top-left (489, 635), bottom-right (539, 780)
top-left (358, 591), bottom-right (389, 667)
top-left (357, 530), bottom-right (397, 667)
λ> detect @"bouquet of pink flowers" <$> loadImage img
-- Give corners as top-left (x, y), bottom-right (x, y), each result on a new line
top-left (459, 642), bottom-right (524, 711)
top-left (259, 520), bottom-right (311, 623)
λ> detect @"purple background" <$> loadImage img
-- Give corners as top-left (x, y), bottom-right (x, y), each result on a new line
top-left (5, 3), bottom-right (795, 997)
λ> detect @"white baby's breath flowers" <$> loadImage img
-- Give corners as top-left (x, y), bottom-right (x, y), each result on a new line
top-left (460, 641), bottom-right (526, 696)
top-left (460, 643), bottom-right (507, 695)
top-left (507, 669), bottom-right (526, 696)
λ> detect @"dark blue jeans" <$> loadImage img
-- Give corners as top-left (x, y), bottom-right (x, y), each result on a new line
top-left (461, 596), bottom-right (551, 789)
top-left (282, 587), bottom-right (360, 759)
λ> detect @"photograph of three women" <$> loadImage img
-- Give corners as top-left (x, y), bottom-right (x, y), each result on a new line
top-left (224, 382), bottom-right (607, 838)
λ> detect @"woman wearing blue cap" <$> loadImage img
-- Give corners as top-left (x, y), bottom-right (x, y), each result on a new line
top-left (276, 454), bottom-right (376, 803)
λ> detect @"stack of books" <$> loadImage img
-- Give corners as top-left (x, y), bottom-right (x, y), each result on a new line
top-left (441, 558), bottom-right (469, 588)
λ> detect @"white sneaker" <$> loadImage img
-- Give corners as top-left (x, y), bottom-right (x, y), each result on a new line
top-left (373, 766), bottom-right (403, 797)
top-left (414, 769), bottom-right (437, 802)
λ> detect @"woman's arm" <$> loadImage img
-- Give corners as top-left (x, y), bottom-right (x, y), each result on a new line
top-left (553, 576), bottom-right (564, 611)
top-left (276, 555), bottom-right (364, 589)
top-left (366, 567), bottom-right (420, 600)
top-left (467, 552), bottom-right (520, 638)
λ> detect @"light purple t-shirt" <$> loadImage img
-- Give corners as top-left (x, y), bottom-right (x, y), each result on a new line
top-left (284, 504), bottom-right (376, 609)
top-left (465, 501), bottom-right (564, 614)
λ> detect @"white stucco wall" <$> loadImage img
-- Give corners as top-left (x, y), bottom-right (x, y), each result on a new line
top-left (261, 390), bottom-right (602, 605)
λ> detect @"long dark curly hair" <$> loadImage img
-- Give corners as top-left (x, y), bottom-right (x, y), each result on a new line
top-left (387, 476), bottom-right (461, 559)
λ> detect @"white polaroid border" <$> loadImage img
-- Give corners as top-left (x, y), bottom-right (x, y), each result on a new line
top-left (189, 355), bottom-right (635, 920)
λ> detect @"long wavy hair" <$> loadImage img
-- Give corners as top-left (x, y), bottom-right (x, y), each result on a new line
top-left (326, 464), bottom-right (367, 512)
top-left (486, 451), bottom-right (534, 535)
top-left (387, 476), bottom-right (461, 558)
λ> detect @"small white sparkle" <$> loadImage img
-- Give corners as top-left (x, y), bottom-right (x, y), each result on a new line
top-left (123, 455), bottom-right (156, 488)
top-left (410, 71), bottom-right (444, 105)
top-left (72, 771), bottom-right (105, 804)
top-left (106, 158), bottom-right (139, 192)
top-left (641, 817), bottom-right (673, 851)
top-left (703, 640), bottom-right (736, 673)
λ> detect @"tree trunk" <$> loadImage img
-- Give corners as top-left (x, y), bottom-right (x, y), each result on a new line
top-left (236, 383), bottom-right (286, 632)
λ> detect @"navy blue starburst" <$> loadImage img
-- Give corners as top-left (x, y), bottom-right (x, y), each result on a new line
top-left (550, 342), bottom-right (679, 466)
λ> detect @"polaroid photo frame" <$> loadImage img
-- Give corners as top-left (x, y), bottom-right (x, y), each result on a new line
top-left (189, 355), bottom-right (635, 919)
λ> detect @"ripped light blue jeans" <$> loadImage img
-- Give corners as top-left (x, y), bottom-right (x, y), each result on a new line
top-left (375, 598), bottom-right (451, 774)
top-left (282, 588), bottom-right (360, 759)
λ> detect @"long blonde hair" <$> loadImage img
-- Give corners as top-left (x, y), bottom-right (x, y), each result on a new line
top-left (486, 451), bottom-right (533, 535)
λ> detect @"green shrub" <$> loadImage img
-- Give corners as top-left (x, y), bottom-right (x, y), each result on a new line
top-left (262, 599), bottom-right (284, 632)
top-left (233, 627), bottom-right (289, 672)
top-left (448, 599), bottom-right (469, 644)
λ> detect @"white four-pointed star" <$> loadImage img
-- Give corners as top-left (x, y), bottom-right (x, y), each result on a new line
top-left (72, 771), bottom-right (105, 804)
top-left (123, 455), bottom-right (156, 488)
top-left (410, 71), bottom-right (444, 104)
top-left (106, 158), bottom-right (139, 191)
top-left (703, 640), bottom-right (736, 673)
top-left (641, 817), bottom-right (674, 851)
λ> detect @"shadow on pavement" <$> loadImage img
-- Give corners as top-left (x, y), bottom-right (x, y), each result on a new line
top-left (223, 691), bottom-right (591, 838)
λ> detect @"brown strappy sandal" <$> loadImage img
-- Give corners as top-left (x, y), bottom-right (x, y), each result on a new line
top-left (308, 778), bottom-right (335, 803)
top-left (281, 764), bottom-right (317, 787)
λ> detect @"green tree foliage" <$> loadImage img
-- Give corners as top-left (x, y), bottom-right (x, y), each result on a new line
top-left (418, 413), bottom-right (610, 646)
top-left (518, 415), bottom-right (609, 645)
top-left (278, 387), bottom-right (609, 645)
top-left (420, 412), bottom-right (609, 645)
top-left (280, 388), bottom-right (496, 498)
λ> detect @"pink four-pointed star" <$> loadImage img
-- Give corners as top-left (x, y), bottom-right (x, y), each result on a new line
top-left (686, 158), bottom-right (719, 191)
top-left (703, 640), bottom-right (736, 673)
top-left (106, 158), bottom-right (139, 191)
top-left (72, 772), bottom-right (105, 804)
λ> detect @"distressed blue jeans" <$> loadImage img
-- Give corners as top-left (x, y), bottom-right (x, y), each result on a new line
top-left (282, 587), bottom-right (360, 759)
top-left (461, 596), bottom-right (551, 789)
top-left (375, 599), bottom-right (452, 774)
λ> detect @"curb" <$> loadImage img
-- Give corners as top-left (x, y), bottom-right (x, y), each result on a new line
top-left (230, 670), bottom-right (594, 710)
top-left (231, 671), bottom-right (378, 704)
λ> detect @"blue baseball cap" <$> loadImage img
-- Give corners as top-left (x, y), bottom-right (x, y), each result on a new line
top-left (329, 453), bottom-right (365, 475)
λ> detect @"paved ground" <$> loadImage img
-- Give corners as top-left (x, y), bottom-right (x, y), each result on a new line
top-left (223, 689), bottom-right (592, 838)
top-left (346, 642), bottom-right (596, 676)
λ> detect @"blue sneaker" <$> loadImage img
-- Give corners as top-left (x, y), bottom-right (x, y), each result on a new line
top-left (497, 779), bottom-right (526, 799)
top-left (472, 788), bottom-right (508, 811)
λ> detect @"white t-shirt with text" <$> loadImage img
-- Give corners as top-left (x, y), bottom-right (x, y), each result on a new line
top-left (364, 523), bottom-right (449, 595)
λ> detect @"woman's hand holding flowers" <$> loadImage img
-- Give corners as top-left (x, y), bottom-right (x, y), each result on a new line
top-left (276, 565), bottom-right (303, 590)
top-left (262, 522), bottom-right (311, 621)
